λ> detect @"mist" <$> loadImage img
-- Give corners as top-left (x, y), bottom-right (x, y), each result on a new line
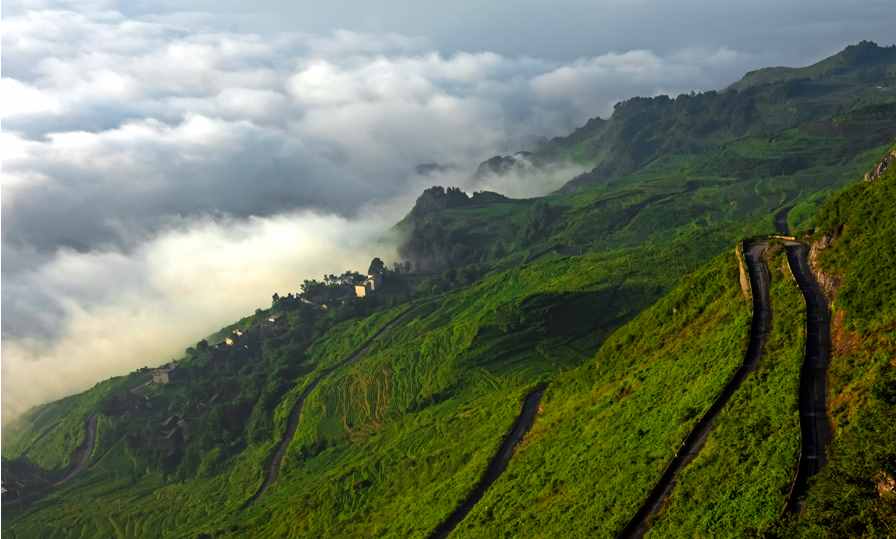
top-left (3, 0), bottom-right (879, 422)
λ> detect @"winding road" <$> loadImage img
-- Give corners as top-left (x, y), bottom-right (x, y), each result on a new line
top-left (429, 385), bottom-right (547, 539)
top-left (775, 208), bottom-right (832, 512)
top-left (4, 414), bottom-right (99, 508)
top-left (51, 414), bottom-right (98, 487)
top-left (242, 308), bottom-right (413, 508)
top-left (619, 241), bottom-right (772, 538)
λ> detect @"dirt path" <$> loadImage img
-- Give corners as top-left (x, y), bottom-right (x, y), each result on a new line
top-left (54, 414), bottom-right (98, 486)
top-left (429, 385), bottom-right (547, 539)
top-left (242, 309), bottom-right (413, 508)
top-left (619, 241), bottom-right (772, 538)
top-left (775, 210), bottom-right (832, 513)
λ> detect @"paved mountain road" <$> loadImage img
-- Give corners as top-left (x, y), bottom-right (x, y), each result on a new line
top-left (775, 208), bottom-right (832, 512)
top-left (619, 241), bottom-right (772, 538)
top-left (429, 385), bottom-right (547, 539)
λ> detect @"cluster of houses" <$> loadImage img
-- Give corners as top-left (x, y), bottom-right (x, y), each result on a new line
top-left (149, 317), bottom-right (284, 386)
top-left (133, 261), bottom-right (394, 463)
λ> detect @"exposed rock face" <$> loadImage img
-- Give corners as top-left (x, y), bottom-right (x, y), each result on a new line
top-left (474, 152), bottom-right (535, 179)
top-left (809, 232), bottom-right (841, 300)
top-left (813, 146), bottom-right (895, 296)
top-left (408, 186), bottom-right (472, 217)
top-left (736, 244), bottom-right (751, 300)
top-left (863, 148), bottom-right (896, 182)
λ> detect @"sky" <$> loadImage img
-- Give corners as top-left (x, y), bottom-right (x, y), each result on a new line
top-left (2, 0), bottom-right (893, 422)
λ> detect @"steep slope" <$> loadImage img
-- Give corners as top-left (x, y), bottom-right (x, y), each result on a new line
top-left (778, 145), bottom-right (896, 536)
top-left (462, 41), bottom-right (896, 198)
top-left (450, 252), bottom-right (753, 537)
top-left (647, 244), bottom-right (805, 536)
top-left (3, 49), bottom-right (895, 539)
top-left (620, 240), bottom-right (775, 539)
top-left (401, 45), bottom-right (896, 275)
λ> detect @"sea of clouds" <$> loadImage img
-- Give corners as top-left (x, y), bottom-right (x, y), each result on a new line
top-left (2, 0), bottom-right (764, 421)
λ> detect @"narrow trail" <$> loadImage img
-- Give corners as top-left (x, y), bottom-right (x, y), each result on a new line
top-left (53, 414), bottom-right (98, 486)
top-left (2, 415), bottom-right (98, 509)
top-left (619, 241), bottom-right (772, 539)
top-left (242, 309), bottom-right (412, 508)
top-left (775, 208), bottom-right (832, 513)
top-left (429, 385), bottom-right (547, 539)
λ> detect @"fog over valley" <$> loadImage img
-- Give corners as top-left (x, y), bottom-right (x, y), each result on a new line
top-left (2, 0), bottom-right (892, 420)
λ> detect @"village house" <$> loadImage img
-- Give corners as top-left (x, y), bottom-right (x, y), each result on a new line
top-left (152, 364), bottom-right (178, 385)
top-left (354, 273), bottom-right (384, 298)
top-left (224, 328), bottom-right (245, 346)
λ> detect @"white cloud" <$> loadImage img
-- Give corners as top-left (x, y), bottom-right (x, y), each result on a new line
top-left (531, 48), bottom-right (748, 117)
top-left (0, 78), bottom-right (63, 117)
top-left (1, 0), bottom-right (763, 421)
top-left (1, 210), bottom-right (390, 423)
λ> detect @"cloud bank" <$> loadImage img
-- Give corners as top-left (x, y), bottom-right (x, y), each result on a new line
top-left (2, 0), bottom-right (864, 421)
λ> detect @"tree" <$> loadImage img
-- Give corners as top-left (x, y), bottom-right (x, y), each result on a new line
top-left (368, 257), bottom-right (385, 275)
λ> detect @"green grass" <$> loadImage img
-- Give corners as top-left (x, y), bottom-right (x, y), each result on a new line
top-left (777, 146), bottom-right (896, 537)
top-left (3, 375), bottom-right (140, 471)
top-left (451, 252), bottom-right (751, 537)
top-left (647, 244), bottom-right (804, 536)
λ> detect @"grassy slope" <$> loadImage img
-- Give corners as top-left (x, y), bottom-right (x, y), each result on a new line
top-left (453, 252), bottom-right (751, 537)
top-left (0, 217), bottom-right (762, 538)
top-left (3, 376), bottom-right (140, 471)
top-left (781, 146), bottom-right (896, 537)
top-left (213, 238), bottom-right (744, 538)
top-left (648, 244), bottom-right (804, 536)
top-left (1, 309), bottom-right (404, 539)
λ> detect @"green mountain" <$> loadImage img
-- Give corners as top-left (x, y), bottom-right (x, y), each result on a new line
top-left (730, 40), bottom-right (896, 91)
top-left (461, 41), bottom-right (896, 197)
top-left (3, 43), bottom-right (896, 538)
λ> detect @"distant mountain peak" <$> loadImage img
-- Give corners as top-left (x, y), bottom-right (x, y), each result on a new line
top-left (730, 40), bottom-right (896, 92)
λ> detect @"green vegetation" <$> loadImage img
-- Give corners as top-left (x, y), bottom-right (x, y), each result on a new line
top-left (648, 245), bottom-right (805, 536)
top-left (452, 253), bottom-right (751, 537)
top-left (778, 145), bottom-right (896, 537)
top-left (3, 376), bottom-right (135, 471)
top-left (4, 44), bottom-right (896, 538)
top-left (730, 41), bottom-right (896, 92)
